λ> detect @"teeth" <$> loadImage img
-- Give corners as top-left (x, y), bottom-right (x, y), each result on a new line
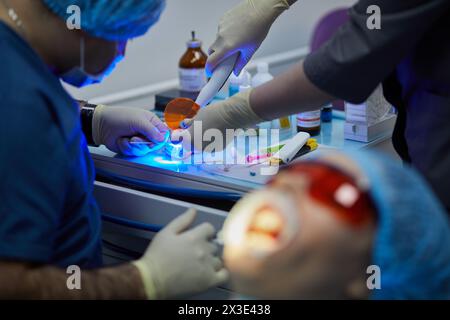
top-left (246, 232), bottom-right (278, 251)
top-left (248, 207), bottom-right (284, 238)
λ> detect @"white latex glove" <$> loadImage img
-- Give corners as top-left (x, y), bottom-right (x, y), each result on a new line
top-left (207, 0), bottom-right (291, 76)
top-left (133, 209), bottom-right (229, 300)
top-left (171, 89), bottom-right (263, 153)
top-left (92, 105), bottom-right (169, 156)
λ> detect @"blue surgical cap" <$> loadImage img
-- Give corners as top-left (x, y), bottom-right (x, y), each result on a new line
top-left (347, 150), bottom-right (450, 299)
top-left (42, 0), bottom-right (166, 41)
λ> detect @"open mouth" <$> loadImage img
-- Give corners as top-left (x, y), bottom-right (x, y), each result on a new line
top-left (222, 189), bottom-right (299, 258)
top-left (246, 205), bottom-right (285, 252)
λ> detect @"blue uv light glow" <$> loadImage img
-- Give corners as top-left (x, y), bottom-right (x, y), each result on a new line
top-left (144, 131), bottom-right (171, 153)
top-left (125, 133), bottom-right (188, 171)
top-left (164, 142), bottom-right (185, 160)
top-left (153, 156), bottom-right (182, 165)
top-left (125, 148), bottom-right (186, 173)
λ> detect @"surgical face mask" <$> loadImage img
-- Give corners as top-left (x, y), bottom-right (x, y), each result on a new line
top-left (61, 37), bottom-right (125, 88)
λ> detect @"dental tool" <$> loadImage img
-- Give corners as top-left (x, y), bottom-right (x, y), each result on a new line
top-left (195, 52), bottom-right (240, 107)
top-left (129, 131), bottom-right (171, 153)
top-left (270, 132), bottom-right (311, 166)
top-left (162, 53), bottom-right (239, 156)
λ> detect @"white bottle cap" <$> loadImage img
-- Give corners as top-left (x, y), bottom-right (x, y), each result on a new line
top-left (239, 71), bottom-right (252, 92)
top-left (187, 31), bottom-right (202, 48)
top-left (252, 63), bottom-right (273, 87)
top-left (187, 40), bottom-right (202, 48)
top-left (257, 62), bottom-right (269, 74)
top-left (229, 68), bottom-right (248, 85)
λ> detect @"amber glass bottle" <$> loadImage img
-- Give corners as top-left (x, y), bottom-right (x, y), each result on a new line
top-left (297, 110), bottom-right (322, 136)
top-left (179, 31), bottom-right (208, 93)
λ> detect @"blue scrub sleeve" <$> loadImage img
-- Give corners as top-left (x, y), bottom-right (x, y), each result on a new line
top-left (0, 94), bottom-right (68, 264)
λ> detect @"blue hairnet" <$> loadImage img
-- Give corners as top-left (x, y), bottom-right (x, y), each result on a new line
top-left (347, 150), bottom-right (450, 299)
top-left (42, 0), bottom-right (166, 41)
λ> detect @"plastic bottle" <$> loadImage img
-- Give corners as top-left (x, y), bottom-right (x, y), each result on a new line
top-left (252, 62), bottom-right (292, 139)
top-left (233, 71), bottom-right (256, 136)
top-left (179, 31), bottom-right (208, 93)
top-left (250, 62), bottom-right (272, 134)
top-left (229, 68), bottom-right (248, 97)
top-left (251, 62), bottom-right (273, 87)
top-left (321, 105), bottom-right (333, 122)
top-left (239, 70), bottom-right (252, 93)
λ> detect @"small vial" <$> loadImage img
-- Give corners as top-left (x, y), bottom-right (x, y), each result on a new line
top-left (229, 74), bottom-right (241, 97)
top-left (252, 63), bottom-right (274, 134)
top-left (321, 105), bottom-right (333, 122)
top-left (238, 70), bottom-right (252, 93)
top-left (297, 110), bottom-right (321, 136)
top-left (229, 68), bottom-right (248, 97)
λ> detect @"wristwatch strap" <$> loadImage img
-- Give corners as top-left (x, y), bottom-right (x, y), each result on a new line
top-left (79, 101), bottom-right (98, 146)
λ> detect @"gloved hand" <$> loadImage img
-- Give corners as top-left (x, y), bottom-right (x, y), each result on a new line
top-left (92, 105), bottom-right (169, 156)
top-left (132, 209), bottom-right (229, 300)
top-left (207, 0), bottom-right (291, 76)
top-left (172, 89), bottom-right (264, 153)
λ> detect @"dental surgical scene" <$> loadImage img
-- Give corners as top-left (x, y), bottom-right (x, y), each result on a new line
top-left (1, 0), bottom-right (449, 303)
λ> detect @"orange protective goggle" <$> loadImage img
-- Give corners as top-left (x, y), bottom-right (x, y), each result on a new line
top-left (269, 162), bottom-right (376, 227)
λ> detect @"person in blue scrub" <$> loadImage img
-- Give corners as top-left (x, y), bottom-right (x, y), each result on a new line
top-left (0, 0), bottom-right (227, 299)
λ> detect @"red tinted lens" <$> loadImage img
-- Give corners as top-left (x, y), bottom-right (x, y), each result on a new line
top-left (274, 162), bottom-right (375, 227)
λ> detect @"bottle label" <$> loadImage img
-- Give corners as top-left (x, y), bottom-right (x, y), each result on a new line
top-left (179, 68), bottom-right (207, 92)
top-left (297, 111), bottom-right (321, 128)
top-left (279, 117), bottom-right (291, 129)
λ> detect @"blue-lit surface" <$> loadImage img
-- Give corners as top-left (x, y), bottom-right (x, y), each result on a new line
top-left (89, 111), bottom-right (393, 189)
top-left (126, 149), bottom-right (189, 173)
top-left (314, 111), bottom-right (391, 150)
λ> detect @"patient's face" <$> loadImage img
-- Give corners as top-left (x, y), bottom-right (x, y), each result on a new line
top-left (223, 155), bottom-right (376, 299)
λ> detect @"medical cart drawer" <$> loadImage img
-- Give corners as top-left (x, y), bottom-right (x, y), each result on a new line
top-left (94, 181), bottom-right (233, 298)
top-left (94, 181), bottom-right (229, 234)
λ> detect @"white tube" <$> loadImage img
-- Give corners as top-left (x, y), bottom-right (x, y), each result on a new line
top-left (195, 53), bottom-right (239, 107)
top-left (271, 132), bottom-right (311, 165)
